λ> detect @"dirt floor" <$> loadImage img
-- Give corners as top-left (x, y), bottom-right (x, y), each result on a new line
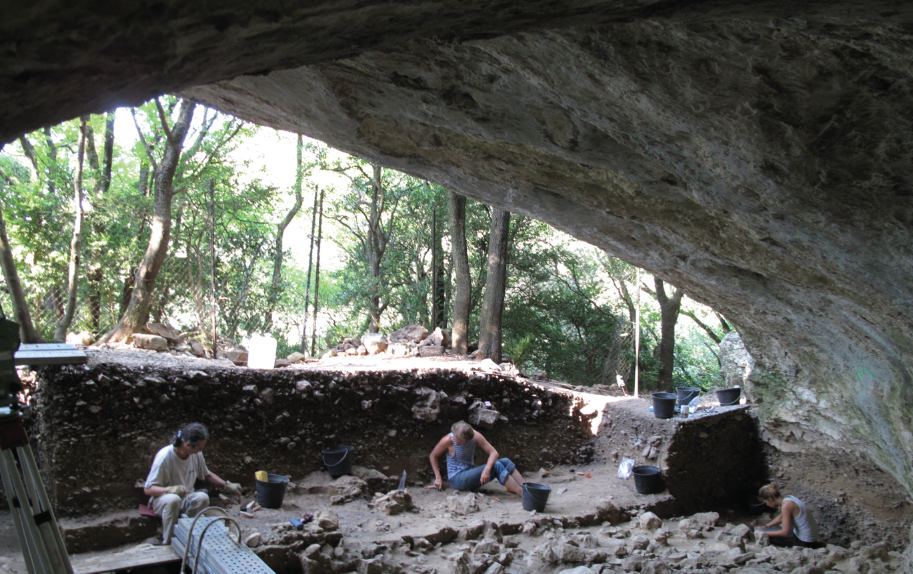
top-left (2, 458), bottom-right (908, 573)
top-left (1, 347), bottom-right (912, 573)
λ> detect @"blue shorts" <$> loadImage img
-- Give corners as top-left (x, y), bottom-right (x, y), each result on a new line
top-left (449, 458), bottom-right (516, 491)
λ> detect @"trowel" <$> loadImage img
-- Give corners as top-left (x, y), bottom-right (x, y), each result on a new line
top-left (397, 470), bottom-right (407, 490)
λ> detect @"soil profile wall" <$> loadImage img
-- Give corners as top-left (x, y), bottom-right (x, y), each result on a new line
top-left (30, 360), bottom-right (595, 516)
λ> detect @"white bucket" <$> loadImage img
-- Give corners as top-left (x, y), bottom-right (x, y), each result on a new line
top-left (248, 335), bottom-right (277, 370)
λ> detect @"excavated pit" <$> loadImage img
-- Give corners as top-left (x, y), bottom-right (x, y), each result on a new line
top-left (1, 349), bottom-right (910, 572)
top-left (25, 351), bottom-right (762, 519)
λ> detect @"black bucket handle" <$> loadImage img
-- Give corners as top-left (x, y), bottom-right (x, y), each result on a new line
top-left (523, 483), bottom-right (549, 501)
top-left (323, 446), bottom-right (350, 465)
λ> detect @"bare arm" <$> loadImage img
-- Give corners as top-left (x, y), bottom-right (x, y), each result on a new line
top-left (429, 435), bottom-right (452, 490)
top-left (474, 431), bottom-right (499, 485)
top-left (766, 500), bottom-right (795, 537)
top-left (205, 472), bottom-right (228, 488)
top-left (144, 485), bottom-right (167, 497)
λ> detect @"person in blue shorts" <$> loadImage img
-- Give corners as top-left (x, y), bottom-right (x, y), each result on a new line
top-left (429, 420), bottom-right (525, 494)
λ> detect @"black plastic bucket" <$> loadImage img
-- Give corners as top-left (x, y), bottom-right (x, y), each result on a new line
top-left (632, 465), bottom-right (663, 494)
top-left (651, 392), bottom-right (677, 419)
top-left (716, 387), bottom-right (742, 406)
top-left (522, 483), bottom-right (551, 512)
top-left (255, 474), bottom-right (289, 509)
top-left (322, 445), bottom-right (354, 478)
top-left (675, 387), bottom-right (700, 406)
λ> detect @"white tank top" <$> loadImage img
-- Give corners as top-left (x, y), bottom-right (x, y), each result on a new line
top-left (785, 495), bottom-right (819, 542)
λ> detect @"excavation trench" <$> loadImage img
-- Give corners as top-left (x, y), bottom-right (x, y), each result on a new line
top-left (1, 350), bottom-right (909, 572)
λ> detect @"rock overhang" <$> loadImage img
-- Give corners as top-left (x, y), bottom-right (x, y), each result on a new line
top-left (4, 1), bottom-right (913, 502)
top-left (182, 17), bottom-right (913, 494)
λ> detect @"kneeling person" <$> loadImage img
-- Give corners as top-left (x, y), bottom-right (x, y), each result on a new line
top-left (430, 421), bottom-right (525, 494)
top-left (144, 423), bottom-right (240, 544)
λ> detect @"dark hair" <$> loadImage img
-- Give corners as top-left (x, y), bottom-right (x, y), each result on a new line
top-left (173, 423), bottom-right (209, 448)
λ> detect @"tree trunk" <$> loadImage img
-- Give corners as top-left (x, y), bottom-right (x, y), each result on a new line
top-left (266, 135), bottom-right (304, 332)
top-left (18, 136), bottom-right (39, 178)
top-left (101, 112), bottom-right (115, 194)
top-left (87, 266), bottom-right (102, 334)
top-left (85, 111), bottom-right (114, 334)
top-left (53, 116), bottom-right (88, 342)
top-left (432, 206), bottom-right (446, 329)
top-left (43, 127), bottom-right (58, 196)
top-left (654, 277), bottom-right (684, 392)
top-left (478, 208), bottom-right (511, 363)
top-left (0, 199), bottom-right (41, 343)
top-left (138, 163), bottom-right (150, 197)
top-left (120, 267), bottom-right (136, 316)
top-left (448, 192), bottom-right (471, 354)
top-left (366, 164), bottom-right (386, 333)
top-left (103, 99), bottom-right (195, 343)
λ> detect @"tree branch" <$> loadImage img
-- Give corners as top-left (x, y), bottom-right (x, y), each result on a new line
top-left (131, 108), bottom-right (158, 170)
top-left (154, 97), bottom-right (174, 142)
top-left (681, 309), bottom-right (722, 344)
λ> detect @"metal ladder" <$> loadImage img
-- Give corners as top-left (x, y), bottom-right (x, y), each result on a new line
top-left (172, 514), bottom-right (275, 574)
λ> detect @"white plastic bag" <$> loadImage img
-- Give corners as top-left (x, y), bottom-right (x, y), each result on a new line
top-left (689, 395), bottom-right (700, 412)
top-left (617, 458), bottom-right (635, 480)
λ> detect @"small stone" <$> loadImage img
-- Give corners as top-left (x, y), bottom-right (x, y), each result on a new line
top-left (630, 535), bottom-right (650, 550)
top-left (638, 512), bottom-right (662, 531)
top-left (317, 509), bottom-right (339, 531)
top-left (244, 532), bottom-right (261, 547)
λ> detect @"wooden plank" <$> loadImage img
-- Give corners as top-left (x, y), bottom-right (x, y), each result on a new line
top-left (71, 544), bottom-right (180, 574)
top-left (14, 349), bottom-right (87, 366)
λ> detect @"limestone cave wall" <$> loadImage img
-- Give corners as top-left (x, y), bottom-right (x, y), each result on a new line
top-left (184, 14), bottom-right (913, 501)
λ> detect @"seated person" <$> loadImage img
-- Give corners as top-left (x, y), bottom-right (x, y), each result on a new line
top-left (429, 420), bottom-right (525, 494)
top-left (144, 423), bottom-right (240, 544)
top-left (756, 482), bottom-right (820, 548)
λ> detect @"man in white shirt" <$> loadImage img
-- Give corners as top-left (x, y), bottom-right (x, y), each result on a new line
top-left (144, 423), bottom-right (241, 544)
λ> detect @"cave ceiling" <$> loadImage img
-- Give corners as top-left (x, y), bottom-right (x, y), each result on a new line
top-left (5, 2), bottom-right (913, 494)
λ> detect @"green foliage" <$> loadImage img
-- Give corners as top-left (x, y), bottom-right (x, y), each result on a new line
top-left (502, 226), bottom-right (624, 386)
top-left (1, 107), bottom-right (731, 377)
top-left (672, 326), bottom-right (723, 389)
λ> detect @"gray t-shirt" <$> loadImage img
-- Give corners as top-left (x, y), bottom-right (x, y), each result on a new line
top-left (145, 445), bottom-right (209, 498)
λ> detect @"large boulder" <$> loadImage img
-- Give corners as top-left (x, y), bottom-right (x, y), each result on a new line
top-left (146, 322), bottom-right (182, 344)
top-left (132, 334), bottom-right (168, 352)
top-left (421, 327), bottom-right (449, 347)
top-left (389, 324), bottom-right (429, 343)
top-left (411, 387), bottom-right (441, 422)
top-left (362, 332), bottom-right (388, 354)
top-left (719, 332), bottom-right (759, 401)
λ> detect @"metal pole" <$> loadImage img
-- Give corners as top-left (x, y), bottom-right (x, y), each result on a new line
top-left (634, 267), bottom-right (641, 398)
top-left (301, 183), bottom-right (319, 353)
top-left (209, 178), bottom-right (217, 358)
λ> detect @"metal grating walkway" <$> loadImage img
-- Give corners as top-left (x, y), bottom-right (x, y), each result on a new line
top-left (172, 516), bottom-right (275, 574)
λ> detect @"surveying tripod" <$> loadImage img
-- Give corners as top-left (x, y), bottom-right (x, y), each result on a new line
top-left (0, 309), bottom-right (74, 574)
